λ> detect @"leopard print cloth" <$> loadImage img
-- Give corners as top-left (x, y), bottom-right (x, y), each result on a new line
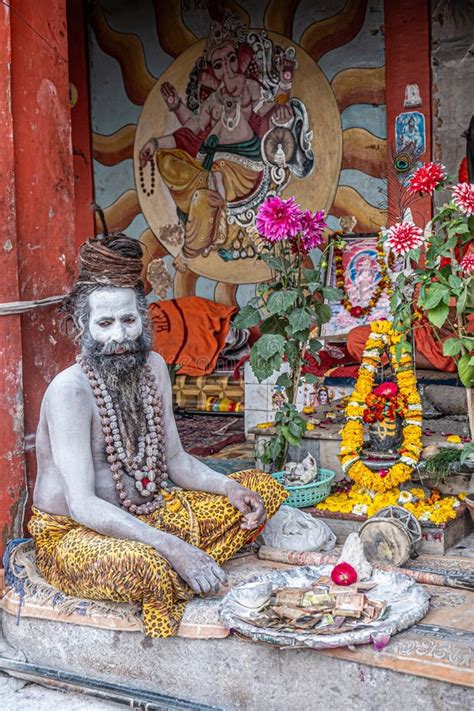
top-left (28, 470), bottom-right (287, 638)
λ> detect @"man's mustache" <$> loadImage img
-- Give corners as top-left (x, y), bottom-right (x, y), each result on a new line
top-left (99, 339), bottom-right (143, 356)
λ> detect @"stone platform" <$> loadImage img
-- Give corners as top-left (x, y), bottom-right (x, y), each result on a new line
top-left (1, 550), bottom-right (473, 710)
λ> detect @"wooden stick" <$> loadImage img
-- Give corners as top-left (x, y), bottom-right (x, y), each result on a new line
top-left (258, 546), bottom-right (474, 590)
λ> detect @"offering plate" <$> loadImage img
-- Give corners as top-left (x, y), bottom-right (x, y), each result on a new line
top-left (219, 565), bottom-right (430, 650)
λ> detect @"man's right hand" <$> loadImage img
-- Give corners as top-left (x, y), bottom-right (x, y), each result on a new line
top-left (139, 138), bottom-right (158, 167)
top-left (165, 540), bottom-right (228, 595)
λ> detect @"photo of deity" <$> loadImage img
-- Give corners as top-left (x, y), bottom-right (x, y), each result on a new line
top-left (321, 234), bottom-right (399, 338)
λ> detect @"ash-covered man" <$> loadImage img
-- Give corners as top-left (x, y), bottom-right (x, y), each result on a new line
top-left (30, 232), bottom-right (286, 638)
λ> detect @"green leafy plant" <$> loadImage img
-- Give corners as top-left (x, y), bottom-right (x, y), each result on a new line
top-left (234, 196), bottom-right (341, 470)
top-left (383, 164), bottom-right (474, 439)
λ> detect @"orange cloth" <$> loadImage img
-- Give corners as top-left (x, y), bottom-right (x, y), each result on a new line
top-left (149, 296), bottom-right (237, 376)
top-left (347, 322), bottom-right (458, 372)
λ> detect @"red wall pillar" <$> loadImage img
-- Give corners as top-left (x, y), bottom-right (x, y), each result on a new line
top-left (0, 1), bottom-right (78, 549)
top-left (68, 0), bottom-right (95, 250)
top-left (0, 5), bottom-right (27, 550)
top-left (384, 0), bottom-right (432, 227)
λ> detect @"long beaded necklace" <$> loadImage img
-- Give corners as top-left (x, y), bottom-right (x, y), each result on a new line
top-left (138, 160), bottom-right (156, 197)
top-left (78, 356), bottom-right (169, 516)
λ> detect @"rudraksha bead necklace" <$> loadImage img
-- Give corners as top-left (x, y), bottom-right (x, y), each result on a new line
top-left (138, 160), bottom-right (156, 197)
top-left (78, 356), bottom-right (169, 515)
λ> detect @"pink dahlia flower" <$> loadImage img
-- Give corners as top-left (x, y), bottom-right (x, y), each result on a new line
top-left (460, 253), bottom-right (474, 274)
top-left (408, 162), bottom-right (446, 195)
top-left (300, 209), bottom-right (327, 252)
top-left (386, 222), bottom-right (425, 256)
top-left (452, 182), bottom-right (474, 216)
top-left (256, 196), bottom-right (303, 242)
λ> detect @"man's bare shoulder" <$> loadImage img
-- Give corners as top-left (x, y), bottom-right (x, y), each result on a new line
top-left (43, 364), bottom-right (92, 408)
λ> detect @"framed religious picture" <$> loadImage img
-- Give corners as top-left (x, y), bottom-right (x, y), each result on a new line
top-left (320, 233), bottom-right (400, 338)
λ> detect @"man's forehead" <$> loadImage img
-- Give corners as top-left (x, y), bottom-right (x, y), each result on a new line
top-left (88, 288), bottom-right (139, 315)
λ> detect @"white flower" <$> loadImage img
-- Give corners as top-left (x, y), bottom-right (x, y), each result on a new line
top-left (419, 512), bottom-right (431, 522)
top-left (352, 504), bottom-right (368, 516)
top-left (398, 491), bottom-right (414, 504)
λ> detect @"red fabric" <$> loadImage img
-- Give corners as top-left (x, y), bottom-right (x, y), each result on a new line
top-left (459, 157), bottom-right (469, 183)
top-left (173, 127), bottom-right (208, 158)
top-left (346, 323), bottom-right (460, 372)
top-left (149, 297), bottom-right (237, 376)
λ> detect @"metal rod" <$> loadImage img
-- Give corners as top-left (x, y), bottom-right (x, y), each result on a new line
top-left (0, 294), bottom-right (65, 317)
top-left (0, 656), bottom-right (222, 710)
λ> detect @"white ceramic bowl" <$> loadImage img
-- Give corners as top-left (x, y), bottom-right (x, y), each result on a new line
top-left (232, 581), bottom-right (273, 609)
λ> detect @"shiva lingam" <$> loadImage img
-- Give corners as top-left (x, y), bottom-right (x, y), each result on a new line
top-left (362, 381), bottom-right (404, 472)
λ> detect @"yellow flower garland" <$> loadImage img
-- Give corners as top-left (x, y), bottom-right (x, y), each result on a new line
top-left (316, 485), bottom-right (463, 525)
top-left (339, 320), bottom-right (423, 493)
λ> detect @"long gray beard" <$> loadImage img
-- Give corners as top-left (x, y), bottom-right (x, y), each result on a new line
top-left (80, 329), bottom-right (152, 448)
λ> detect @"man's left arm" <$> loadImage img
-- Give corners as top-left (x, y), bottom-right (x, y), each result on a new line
top-left (150, 353), bottom-right (266, 528)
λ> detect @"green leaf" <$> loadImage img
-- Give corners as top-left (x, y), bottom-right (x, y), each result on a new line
top-left (460, 442), bottom-right (474, 466)
top-left (260, 255), bottom-right (289, 272)
top-left (314, 302), bottom-right (332, 324)
top-left (442, 338), bottom-right (463, 357)
top-left (259, 314), bottom-right (285, 336)
top-left (267, 290), bottom-right (298, 315)
top-left (457, 287), bottom-right (467, 316)
top-left (423, 283), bottom-right (450, 310)
top-left (308, 338), bottom-right (323, 357)
top-left (289, 420), bottom-right (306, 438)
top-left (449, 275), bottom-right (463, 290)
top-left (284, 340), bottom-right (300, 368)
top-left (427, 302), bottom-right (449, 329)
top-left (458, 353), bottom-right (474, 388)
top-left (255, 333), bottom-right (286, 361)
top-left (275, 372), bottom-right (292, 389)
top-left (280, 425), bottom-right (301, 446)
top-left (233, 304), bottom-right (260, 328)
top-left (321, 286), bottom-right (343, 301)
top-left (288, 308), bottom-right (312, 334)
top-left (302, 268), bottom-right (320, 282)
top-left (302, 373), bottom-right (319, 384)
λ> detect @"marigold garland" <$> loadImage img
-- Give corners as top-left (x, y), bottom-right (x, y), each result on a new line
top-left (316, 484), bottom-right (463, 525)
top-left (339, 320), bottom-right (423, 493)
top-left (334, 239), bottom-right (392, 319)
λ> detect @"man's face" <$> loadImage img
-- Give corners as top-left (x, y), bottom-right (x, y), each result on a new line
top-left (88, 288), bottom-right (143, 353)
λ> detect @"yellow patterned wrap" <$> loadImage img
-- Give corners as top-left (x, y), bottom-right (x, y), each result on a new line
top-left (28, 470), bottom-right (287, 638)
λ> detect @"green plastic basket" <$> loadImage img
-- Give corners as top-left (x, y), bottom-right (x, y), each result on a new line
top-left (272, 468), bottom-right (336, 508)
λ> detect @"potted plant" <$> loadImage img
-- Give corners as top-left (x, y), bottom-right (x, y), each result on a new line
top-left (383, 163), bottom-right (474, 461)
top-left (234, 196), bottom-right (341, 470)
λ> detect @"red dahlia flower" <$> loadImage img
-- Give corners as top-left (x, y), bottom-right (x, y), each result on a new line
top-left (330, 562), bottom-right (358, 586)
top-left (452, 182), bottom-right (474, 216)
top-left (408, 162), bottom-right (447, 196)
top-left (256, 195), bottom-right (303, 242)
top-left (460, 253), bottom-right (474, 274)
top-left (386, 222), bottom-right (424, 256)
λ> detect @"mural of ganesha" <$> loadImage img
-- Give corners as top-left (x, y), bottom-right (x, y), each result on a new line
top-left (91, 0), bottom-right (387, 299)
top-left (138, 13), bottom-right (314, 273)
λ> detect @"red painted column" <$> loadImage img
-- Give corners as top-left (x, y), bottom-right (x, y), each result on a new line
top-left (68, 0), bottom-right (95, 250)
top-left (10, 1), bottom-right (77, 525)
top-left (384, 0), bottom-right (432, 227)
top-left (0, 5), bottom-right (28, 550)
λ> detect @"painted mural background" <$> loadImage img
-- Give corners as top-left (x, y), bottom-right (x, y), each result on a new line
top-left (89, 0), bottom-right (387, 306)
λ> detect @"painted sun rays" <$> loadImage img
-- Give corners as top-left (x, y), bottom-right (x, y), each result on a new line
top-left (90, 0), bottom-right (386, 251)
